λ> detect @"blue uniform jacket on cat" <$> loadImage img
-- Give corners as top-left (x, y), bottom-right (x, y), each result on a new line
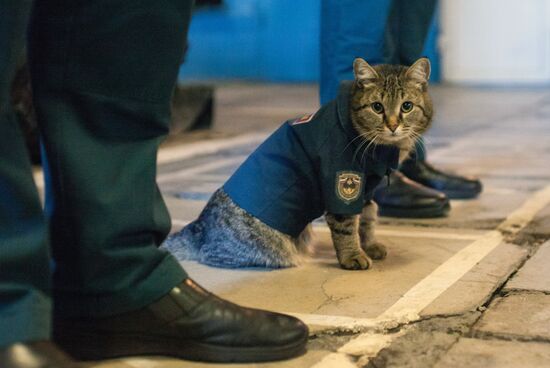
top-left (224, 82), bottom-right (399, 237)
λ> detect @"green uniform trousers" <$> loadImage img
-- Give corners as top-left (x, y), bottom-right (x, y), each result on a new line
top-left (0, 0), bottom-right (193, 347)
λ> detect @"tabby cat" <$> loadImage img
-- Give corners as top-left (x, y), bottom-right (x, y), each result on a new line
top-left (162, 58), bottom-right (433, 270)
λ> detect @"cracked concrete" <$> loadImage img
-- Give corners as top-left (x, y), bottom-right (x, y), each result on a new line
top-left (363, 313), bottom-right (481, 368)
top-left (314, 277), bottom-right (354, 314)
top-left (473, 293), bottom-right (550, 342)
top-left (308, 334), bottom-right (357, 352)
top-left (176, 228), bottom-right (476, 323)
top-left (420, 242), bottom-right (528, 316)
top-left (353, 233), bottom-right (550, 368)
top-left (433, 338), bottom-right (550, 368)
top-left (417, 236), bottom-right (550, 368)
top-left (519, 204), bottom-right (550, 239)
top-left (505, 240), bottom-right (550, 293)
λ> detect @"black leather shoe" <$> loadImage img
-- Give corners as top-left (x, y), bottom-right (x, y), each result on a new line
top-left (0, 341), bottom-right (82, 368)
top-left (375, 171), bottom-right (450, 218)
top-left (400, 160), bottom-right (482, 199)
top-left (54, 278), bottom-right (308, 363)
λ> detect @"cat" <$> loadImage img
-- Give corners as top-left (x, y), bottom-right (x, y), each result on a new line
top-left (162, 57), bottom-right (433, 270)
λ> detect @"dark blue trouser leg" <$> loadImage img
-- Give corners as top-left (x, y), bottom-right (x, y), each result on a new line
top-left (320, 0), bottom-right (392, 105)
top-left (385, 0), bottom-right (436, 162)
top-left (0, 0), bottom-right (52, 347)
top-left (384, 0), bottom-right (437, 65)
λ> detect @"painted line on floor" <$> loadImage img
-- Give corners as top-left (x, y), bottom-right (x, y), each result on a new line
top-left (314, 329), bottom-right (408, 368)
top-left (313, 226), bottom-right (482, 241)
top-left (497, 184), bottom-right (550, 235)
top-left (377, 230), bottom-right (502, 321)
top-left (311, 183), bottom-right (550, 367)
top-left (288, 312), bottom-right (379, 331)
top-left (158, 132), bottom-right (267, 165)
top-left (157, 156), bottom-right (245, 184)
top-left (171, 219), bottom-right (190, 229)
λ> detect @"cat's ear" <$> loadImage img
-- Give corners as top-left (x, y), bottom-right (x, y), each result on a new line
top-left (353, 58), bottom-right (379, 88)
top-left (406, 58), bottom-right (431, 85)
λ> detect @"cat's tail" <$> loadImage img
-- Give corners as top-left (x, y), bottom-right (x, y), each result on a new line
top-left (161, 219), bottom-right (205, 261)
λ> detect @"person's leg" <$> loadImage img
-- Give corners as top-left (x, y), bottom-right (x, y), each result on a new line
top-left (384, 0), bottom-right (435, 163)
top-left (28, 0), bottom-right (189, 318)
top-left (0, 0), bottom-right (51, 347)
top-left (386, 0), bottom-right (437, 66)
top-left (27, 0), bottom-right (307, 362)
top-left (387, 0), bottom-right (482, 199)
top-left (0, 2), bottom-right (80, 366)
top-left (320, 0), bottom-right (392, 104)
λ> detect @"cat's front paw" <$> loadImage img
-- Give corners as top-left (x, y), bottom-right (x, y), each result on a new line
top-left (363, 242), bottom-right (387, 260)
top-left (338, 251), bottom-right (373, 270)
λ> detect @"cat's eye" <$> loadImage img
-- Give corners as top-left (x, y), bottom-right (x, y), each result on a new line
top-left (371, 102), bottom-right (384, 114)
top-left (401, 101), bottom-right (414, 113)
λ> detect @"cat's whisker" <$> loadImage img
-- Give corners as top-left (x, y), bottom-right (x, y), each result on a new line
top-left (411, 134), bottom-right (427, 159)
top-left (407, 130), bottom-right (423, 144)
top-left (361, 135), bottom-right (380, 166)
top-left (363, 134), bottom-right (378, 155)
top-left (353, 136), bottom-right (374, 163)
top-left (349, 132), bottom-right (372, 154)
top-left (343, 132), bottom-right (370, 155)
top-left (352, 131), bottom-right (378, 163)
top-left (408, 132), bottom-right (422, 142)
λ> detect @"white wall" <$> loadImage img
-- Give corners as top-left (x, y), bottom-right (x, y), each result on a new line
top-left (440, 0), bottom-right (550, 84)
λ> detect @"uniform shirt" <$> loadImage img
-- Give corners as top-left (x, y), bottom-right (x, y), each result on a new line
top-left (223, 82), bottom-right (399, 237)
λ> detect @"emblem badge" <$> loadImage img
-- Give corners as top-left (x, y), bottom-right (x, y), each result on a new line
top-left (336, 171), bottom-right (363, 203)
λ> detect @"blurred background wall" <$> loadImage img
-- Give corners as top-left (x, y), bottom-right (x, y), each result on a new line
top-left (178, 0), bottom-right (324, 82)
top-left (178, 0), bottom-right (550, 85)
top-left (440, 0), bottom-right (550, 85)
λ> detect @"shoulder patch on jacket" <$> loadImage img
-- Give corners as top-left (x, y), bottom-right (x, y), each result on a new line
top-left (291, 112), bottom-right (315, 125)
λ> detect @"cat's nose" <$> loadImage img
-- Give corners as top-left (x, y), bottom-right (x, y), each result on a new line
top-left (387, 117), bottom-right (399, 132)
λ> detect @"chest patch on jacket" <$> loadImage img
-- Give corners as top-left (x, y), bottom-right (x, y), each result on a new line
top-left (336, 171), bottom-right (364, 203)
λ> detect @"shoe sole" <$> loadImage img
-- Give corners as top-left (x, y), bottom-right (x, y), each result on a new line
top-left (378, 201), bottom-right (451, 218)
top-left (55, 331), bottom-right (307, 363)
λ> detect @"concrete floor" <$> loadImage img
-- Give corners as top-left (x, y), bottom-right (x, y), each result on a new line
top-left (91, 82), bottom-right (550, 367)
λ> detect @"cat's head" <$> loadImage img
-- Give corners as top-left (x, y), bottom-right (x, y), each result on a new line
top-left (350, 57), bottom-right (433, 152)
